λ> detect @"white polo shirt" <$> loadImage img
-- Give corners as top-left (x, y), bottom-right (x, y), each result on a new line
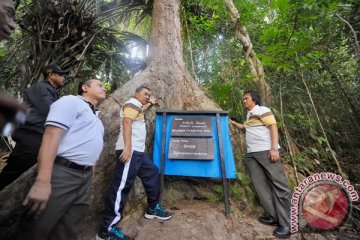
top-left (45, 95), bottom-right (104, 166)
top-left (115, 98), bottom-right (146, 152)
top-left (244, 105), bottom-right (278, 153)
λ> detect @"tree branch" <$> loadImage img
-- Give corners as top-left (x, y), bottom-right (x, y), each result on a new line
top-left (335, 12), bottom-right (360, 57)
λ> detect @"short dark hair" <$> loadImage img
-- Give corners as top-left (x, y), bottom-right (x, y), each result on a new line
top-left (135, 85), bottom-right (150, 93)
top-left (77, 80), bottom-right (93, 95)
top-left (244, 90), bottom-right (262, 106)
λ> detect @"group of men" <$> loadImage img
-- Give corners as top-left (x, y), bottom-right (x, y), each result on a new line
top-left (4, 79), bottom-right (171, 240)
top-left (0, 72), bottom-right (169, 240)
top-left (0, 0), bottom-right (292, 239)
top-left (5, 83), bottom-right (291, 240)
top-left (0, 1), bottom-right (171, 239)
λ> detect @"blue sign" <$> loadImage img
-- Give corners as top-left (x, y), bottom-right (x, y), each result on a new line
top-left (153, 111), bottom-right (237, 179)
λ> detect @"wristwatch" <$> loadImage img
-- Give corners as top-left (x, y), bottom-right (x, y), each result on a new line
top-left (271, 147), bottom-right (279, 151)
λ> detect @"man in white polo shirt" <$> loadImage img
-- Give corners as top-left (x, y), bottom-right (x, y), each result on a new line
top-left (16, 79), bottom-right (106, 240)
top-left (96, 86), bottom-right (171, 240)
top-left (231, 90), bottom-right (291, 239)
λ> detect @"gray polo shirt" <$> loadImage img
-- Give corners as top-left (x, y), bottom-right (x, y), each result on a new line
top-left (45, 95), bottom-right (104, 166)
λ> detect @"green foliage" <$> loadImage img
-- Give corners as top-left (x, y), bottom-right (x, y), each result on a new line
top-left (0, 0), bottom-right (149, 95)
top-left (294, 151), bottom-right (315, 172)
top-left (206, 184), bottom-right (223, 203)
top-left (181, 0), bottom-right (360, 178)
top-left (230, 171), bottom-right (259, 211)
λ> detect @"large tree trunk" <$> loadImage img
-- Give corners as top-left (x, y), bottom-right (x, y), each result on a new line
top-left (0, 1), bottom-right (223, 238)
top-left (0, 168), bottom-right (35, 239)
top-left (88, 0), bottom-right (220, 228)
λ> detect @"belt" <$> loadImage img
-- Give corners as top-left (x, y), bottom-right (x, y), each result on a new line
top-left (54, 156), bottom-right (92, 173)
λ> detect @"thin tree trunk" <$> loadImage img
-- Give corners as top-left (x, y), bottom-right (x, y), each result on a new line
top-left (299, 71), bottom-right (344, 178)
top-left (279, 79), bottom-right (299, 185)
top-left (223, 0), bottom-right (272, 106)
top-left (182, 6), bottom-right (199, 83)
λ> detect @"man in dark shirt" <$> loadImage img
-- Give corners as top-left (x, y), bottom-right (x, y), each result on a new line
top-left (0, 64), bottom-right (68, 191)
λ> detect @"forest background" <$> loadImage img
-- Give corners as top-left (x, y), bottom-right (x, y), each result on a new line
top-left (0, 0), bottom-right (359, 238)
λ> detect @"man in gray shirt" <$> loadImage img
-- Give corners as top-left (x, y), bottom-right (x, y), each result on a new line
top-left (16, 79), bottom-right (106, 240)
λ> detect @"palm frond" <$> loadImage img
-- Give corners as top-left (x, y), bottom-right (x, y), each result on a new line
top-left (0, 0), bottom-right (149, 94)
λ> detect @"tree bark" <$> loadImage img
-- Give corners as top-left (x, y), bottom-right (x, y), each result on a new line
top-left (90, 0), bottom-right (220, 222)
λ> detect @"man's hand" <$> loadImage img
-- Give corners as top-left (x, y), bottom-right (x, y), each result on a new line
top-left (119, 147), bottom-right (132, 164)
top-left (268, 124), bottom-right (280, 162)
top-left (143, 96), bottom-right (158, 111)
top-left (230, 119), bottom-right (244, 129)
top-left (22, 180), bottom-right (51, 219)
top-left (0, 94), bottom-right (28, 134)
top-left (269, 149), bottom-right (280, 162)
top-left (148, 96), bottom-right (157, 105)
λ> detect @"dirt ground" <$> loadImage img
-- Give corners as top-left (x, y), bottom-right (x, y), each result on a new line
top-left (80, 200), bottom-right (338, 240)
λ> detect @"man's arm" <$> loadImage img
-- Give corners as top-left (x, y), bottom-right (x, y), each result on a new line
top-left (268, 124), bottom-right (280, 162)
top-left (119, 117), bottom-right (132, 163)
top-left (230, 119), bottom-right (244, 129)
top-left (22, 126), bottom-right (64, 218)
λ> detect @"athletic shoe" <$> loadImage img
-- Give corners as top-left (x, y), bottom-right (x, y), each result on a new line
top-left (144, 203), bottom-right (172, 221)
top-left (109, 227), bottom-right (132, 240)
top-left (95, 231), bottom-right (109, 240)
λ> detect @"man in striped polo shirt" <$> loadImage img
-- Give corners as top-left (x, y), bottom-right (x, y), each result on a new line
top-left (97, 86), bottom-right (171, 240)
top-left (231, 90), bottom-right (291, 238)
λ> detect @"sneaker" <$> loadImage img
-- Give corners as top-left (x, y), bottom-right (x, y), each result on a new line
top-left (109, 227), bottom-right (132, 240)
top-left (95, 231), bottom-right (109, 240)
top-left (144, 203), bottom-right (172, 221)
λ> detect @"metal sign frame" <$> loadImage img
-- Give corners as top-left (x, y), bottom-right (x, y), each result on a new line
top-left (156, 110), bottom-right (233, 218)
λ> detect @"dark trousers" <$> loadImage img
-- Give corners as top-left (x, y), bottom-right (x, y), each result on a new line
top-left (246, 150), bottom-right (292, 227)
top-left (0, 129), bottom-right (42, 191)
top-left (16, 164), bottom-right (92, 240)
top-left (99, 150), bottom-right (160, 233)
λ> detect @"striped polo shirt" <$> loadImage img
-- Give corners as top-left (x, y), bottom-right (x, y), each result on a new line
top-left (45, 95), bottom-right (104, 166)
top-left (244, 105), bottom-right (278, 153)
top-left (115, 98), bottom-right (146, 152)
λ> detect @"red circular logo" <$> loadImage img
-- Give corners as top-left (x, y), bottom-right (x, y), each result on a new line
top-left (300, 182), bottom-right (351, 231)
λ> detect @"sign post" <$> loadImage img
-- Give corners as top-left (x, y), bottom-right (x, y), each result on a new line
top-left (216, 113), bottom-right (230, 218)
top-left (153, 110), bottom-right (237, 217)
